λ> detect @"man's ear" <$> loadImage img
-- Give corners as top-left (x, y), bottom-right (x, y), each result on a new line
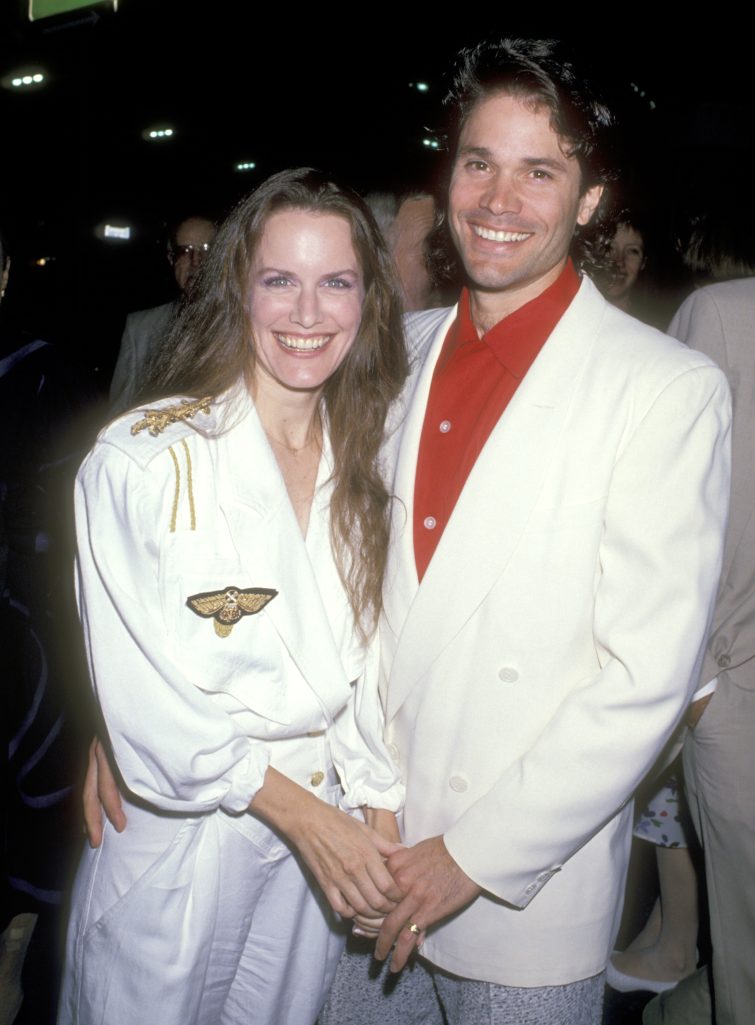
top-left (1, 257), bottom-right (10, 297)
top-left (576, 185), bottom-right (603, 227)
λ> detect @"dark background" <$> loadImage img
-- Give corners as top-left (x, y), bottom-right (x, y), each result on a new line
top-left (1, 1), bottom-right (753, 387)
top-left (1, 9), bottom-right (746, 1022)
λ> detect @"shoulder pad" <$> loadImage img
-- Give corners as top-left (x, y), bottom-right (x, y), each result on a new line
top-left (98, 395), bottom-right (218, 469)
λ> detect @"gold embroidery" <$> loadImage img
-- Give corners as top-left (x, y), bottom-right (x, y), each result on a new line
top-left (180, 438), bottom-right (196, 531)
top-left (131, 396), bottom-right (212, 437)
top-left (186, 586), bottom-right (278, 638)
top-left (168, 446), bottom-right (180, 533)
top-left (167, 440), bottom-right (197, 533)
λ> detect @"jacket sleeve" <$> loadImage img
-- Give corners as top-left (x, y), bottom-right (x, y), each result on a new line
top-left (443, 362), bottom-right (732, 906)
top-left (76, 442), bottom-right (269, 815)
top-left (329, 633), bottom-right (404, 814)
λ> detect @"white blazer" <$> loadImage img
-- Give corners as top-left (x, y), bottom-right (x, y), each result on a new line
top-left (380, 277), bottom-right (731, 986)
top-left (75, 385), bottom-right (403, 817)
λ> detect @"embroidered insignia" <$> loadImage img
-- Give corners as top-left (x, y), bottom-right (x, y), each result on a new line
top-left (131, 396), bottom-right (213, 437)
top-left (186, 586), bottom-right (278, 638)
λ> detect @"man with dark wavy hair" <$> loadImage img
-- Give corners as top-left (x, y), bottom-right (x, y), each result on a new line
top-left (321, 37), bottom-right (730, 1025)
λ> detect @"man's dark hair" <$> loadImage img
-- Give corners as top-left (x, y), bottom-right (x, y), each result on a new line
top-left (444, 38), bottom-right (617, 192)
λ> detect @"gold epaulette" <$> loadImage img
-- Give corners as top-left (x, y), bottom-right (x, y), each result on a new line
top-left (130, 396), bottom-right (213, 437)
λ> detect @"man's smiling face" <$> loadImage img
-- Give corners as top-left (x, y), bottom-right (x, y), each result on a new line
top-left (449, 91), bottom-right (602, 315)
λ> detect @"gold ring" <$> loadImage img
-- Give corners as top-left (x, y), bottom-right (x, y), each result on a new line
top-left (407, 922), bottom-right (421, 936)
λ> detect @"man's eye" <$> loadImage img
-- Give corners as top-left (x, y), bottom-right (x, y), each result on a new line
top-left (466, 160), bottom-right (489, 172)
top-left (530, 169), bottom-right (552, 181)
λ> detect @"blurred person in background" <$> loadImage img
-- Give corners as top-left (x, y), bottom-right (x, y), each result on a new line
top-left (587, 206), bottom-right (675, 328)
top-left (109, 214), bottom-right (217, 414)
top-left (601, 214), bottom-right (646, 313)
top-left (365, 191), bottom-right (441, 311)
top-left (644, 206), bottom-right (755, 1025)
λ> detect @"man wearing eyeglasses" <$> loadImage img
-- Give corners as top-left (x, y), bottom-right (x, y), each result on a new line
top-left (109, 215), bottom-right (216, 414)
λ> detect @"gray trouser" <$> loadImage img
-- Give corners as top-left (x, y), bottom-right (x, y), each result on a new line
top-left (644, 672), bottom-right (755, 1025)
top-left (319, 940), bottom-right (605, 1025)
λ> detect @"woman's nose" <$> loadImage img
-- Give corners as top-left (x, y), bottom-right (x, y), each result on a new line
top-left (291, 287), bottom-right (322, 327)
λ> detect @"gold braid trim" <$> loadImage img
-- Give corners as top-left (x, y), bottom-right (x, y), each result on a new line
top-left (167, 441), bottom-right (197, 532)
top-left (180, 438), bottom-right (196, 531)
top-left (131, 396), bottom-right (213, 437)
top-left (168, 446), bottom-right (180, 533)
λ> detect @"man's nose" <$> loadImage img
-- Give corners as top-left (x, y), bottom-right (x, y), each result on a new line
top-left (480, 173), bottom-right (521, 216)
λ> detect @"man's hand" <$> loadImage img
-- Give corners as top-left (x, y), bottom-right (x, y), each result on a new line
top-left (374, 836), bottom-right (481, 971)
top-left (83, 738), bottom-right (127, 848)
top-left (352, 808), bottom-right (404, 937)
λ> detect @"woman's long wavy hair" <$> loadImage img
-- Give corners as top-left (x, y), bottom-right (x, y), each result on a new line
top-left (146, 168), bottom-right (409, 641)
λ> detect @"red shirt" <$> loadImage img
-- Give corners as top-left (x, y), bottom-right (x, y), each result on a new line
top-left (413, 261), bottom-right (580, 580)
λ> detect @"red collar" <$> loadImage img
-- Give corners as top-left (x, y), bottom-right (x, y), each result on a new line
top-left (444, 259), bottom-right (581, 378)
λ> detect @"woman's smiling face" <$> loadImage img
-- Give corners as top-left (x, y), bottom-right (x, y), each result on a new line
top-left (247, 208), bottom-right (364, 400)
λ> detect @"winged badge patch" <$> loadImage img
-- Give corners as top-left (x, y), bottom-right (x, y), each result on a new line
top-left (186, 586), bottom-right (278, 638)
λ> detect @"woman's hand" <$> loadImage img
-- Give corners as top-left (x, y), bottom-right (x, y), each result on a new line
top-left (363, 807), bottom-right (402, 845)
top-left (250, 768), bottom-right (404, 919)
top-left (83, 738), bottom-right (127, 848)
top-left (352, 808), bottom-right (404, 937)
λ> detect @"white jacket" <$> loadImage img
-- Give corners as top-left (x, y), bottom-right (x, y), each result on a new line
top-left (380, 277), bottom-right (731, 985)
top-left (75, 384), bottom-right (403, 817)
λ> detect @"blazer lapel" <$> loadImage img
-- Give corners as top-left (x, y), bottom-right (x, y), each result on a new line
top-left (385, 278), bottom-right (608, 722)
top-left (383, 307), bottom-right (457, 640)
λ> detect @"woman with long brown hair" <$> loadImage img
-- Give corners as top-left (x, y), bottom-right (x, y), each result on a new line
top-left (58, 169), bottom-right (408, 1025)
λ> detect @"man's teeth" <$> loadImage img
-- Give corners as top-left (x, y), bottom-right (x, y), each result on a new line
top-left (473, 225), bottom-right (530, 242)
top-left (275, 334), bottom-right (331, 351)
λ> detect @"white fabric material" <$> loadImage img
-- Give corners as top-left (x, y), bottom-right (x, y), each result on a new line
top-left (691, 677), bottom-right (718, 702)
top-left (379, 278), bottom-right (731, 986)
top-left (59, 785), bottom-right (346, 1025)
top-left (74, 387), bottom-right (402, 816)
top-left (668, 277), bottom-right (755, 1025)
top-left (60, 386), bottom-right (402, 1023)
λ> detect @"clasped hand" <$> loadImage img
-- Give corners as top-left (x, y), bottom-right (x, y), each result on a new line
top-left (373, 836), bottom-right (482, 972)
top-left (83, 740), bottom-right (403, 921)
top-left (281, 797), bottom-right (404, 920)
top-left (82, 744), bottom-right (480, 969)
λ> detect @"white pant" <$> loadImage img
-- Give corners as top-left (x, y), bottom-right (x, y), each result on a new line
top-left (58, 783), bottom-right (346, 1025)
